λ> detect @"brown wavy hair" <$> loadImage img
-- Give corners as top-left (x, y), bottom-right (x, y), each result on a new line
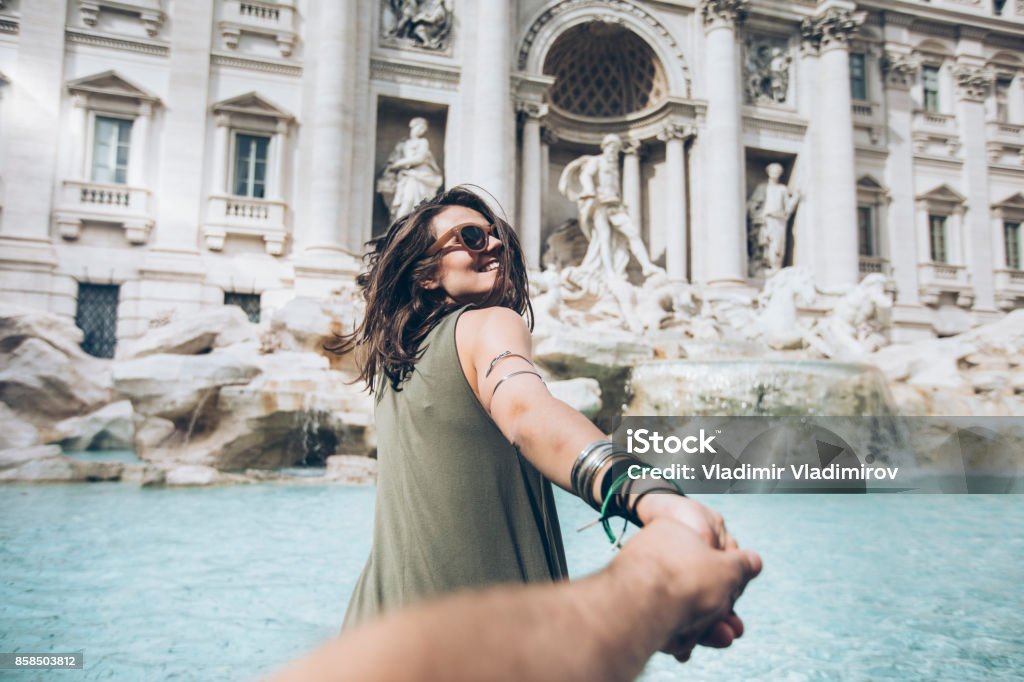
top-left (329, 185), bottom-right (533, 393)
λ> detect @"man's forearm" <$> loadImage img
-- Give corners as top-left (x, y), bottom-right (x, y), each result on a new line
top-left (267, 560), bottom-right (674, 682)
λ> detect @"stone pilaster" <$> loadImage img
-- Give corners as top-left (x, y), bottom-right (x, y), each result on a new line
top-left (699, 0), bottom-right (747, 288)
top-left (0, 0), bottom-right (66, 313)
top-left (955, 62), bottom-right (996, 310)
top-left (801, 4), bottom-right (864, 289)
top-left (882, 50), bottom-right (922, 305)
top-left (657, 123), bottom-right (694, 282)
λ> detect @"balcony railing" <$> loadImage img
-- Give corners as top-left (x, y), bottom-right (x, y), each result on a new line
top-left (55, 179), bottom-right (153, 243)
top-left (858, 256), bottom-right (889, 276)
top-left (851, 101), bottom-right (878, 119)
top-left (918, 261), bottom-right (973, 307)
top-left (994, 268), bottom-right (1024, 310)
top-left (204, 194), bottom-right (288, 255)
top-left (988, 121), bottom-right (1023, 140)
top-left (75, 0), bottom-right (165, 36)
top-left (220, 0), bottom-right (296, 56)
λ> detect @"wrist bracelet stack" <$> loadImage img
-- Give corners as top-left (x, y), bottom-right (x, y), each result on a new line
top-left (571, 439), bottom-right (686, 545)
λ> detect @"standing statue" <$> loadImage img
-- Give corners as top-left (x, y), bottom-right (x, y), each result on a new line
top-left (383, 0), bottom-right (452, 50)
top-left (747, 162), bottom-right (800, 277)
top-left (558, 133), bottom-right (664, 290)
top-left (377, 117), bottom-right (444, 222)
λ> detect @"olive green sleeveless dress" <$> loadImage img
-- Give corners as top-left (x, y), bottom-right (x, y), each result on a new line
top-left (342, 306), bottom-right (568, 628)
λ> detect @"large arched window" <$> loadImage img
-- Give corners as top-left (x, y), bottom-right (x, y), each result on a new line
top-left (543, 23), bottom-right (667, 119)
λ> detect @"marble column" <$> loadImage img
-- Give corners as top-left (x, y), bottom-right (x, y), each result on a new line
top-left (269, 120), bottom-right (288, 201)
top-left (700, 0), bottom-right (747, 287)
top-left (658, 123), bottom-right (692, 282)
top-left (622, 140), bottom-right (643, 231)
top-left (468, 0), bottom-right (513, 211)
top-left (303, 0), bottom-right (358, 255)
top-left (802, 5), bottom-right (864, 289)
top-left (128, 102), bottom-right (151, 187)
top-left (517, 102), bottom-right (545, 270)
top-left (954, 61), bottom-right (996, 310)
top-left (882, 50), bottom-right (921, 305)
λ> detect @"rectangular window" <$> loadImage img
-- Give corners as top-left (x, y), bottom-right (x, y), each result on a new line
top-left (995, 77), bottom-right (1011, 123)
top-left (91, 116), bottom-right (132, 184)
top-left (1006, 221), bottom-right (1022, 270)
top-left (849, 53), bottom-right (867, 101)
top-left (929, 214), bottom-right (948, 263)
top-left (224, 291), bottom-right (261, 323)
top-left (233, 133), bottom-right (270, 198)
top-left (922, 66), bottom-right (941, 113)
top-left (75, 283), bottom-right (120, 359)
top-left (857, 205), bottom-right (876, 257)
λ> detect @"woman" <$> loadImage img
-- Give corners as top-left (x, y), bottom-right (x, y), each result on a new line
top-left (336, 186), bottom-right (741, 655)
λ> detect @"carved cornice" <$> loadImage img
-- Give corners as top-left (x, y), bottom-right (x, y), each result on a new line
top-left (621, 138), bottom-right (643, 156)
top-left (369, 58), bottom-right (461, 89)
top-left (211, 53), bottom-right (302, 77)
top-left (881, 51), bottom-right (920, 91)
top-left (953, 64), bottom-right (994, 102)
top-left (800, 7), bottom-right (865, 55)
top-left (65, 28), bottom-right (170, 56)
top-left (700, 0), bottom-right (748, 31)
top-left (657, 121), bottom-right (696, 142)
top-left (540, 127), bottom-right (560, 146)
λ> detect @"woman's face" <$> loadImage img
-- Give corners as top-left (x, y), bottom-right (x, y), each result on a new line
top-left (425, 205), bottom-right (502, 303)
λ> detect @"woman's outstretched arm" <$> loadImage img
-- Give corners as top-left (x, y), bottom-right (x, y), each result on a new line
top-left (455, 306), bottom-right (731, 549)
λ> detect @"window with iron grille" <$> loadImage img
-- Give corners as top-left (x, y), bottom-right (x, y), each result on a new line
top-left (75, 283), bottom-right (120, 358)
top-left (225, 292), bottom-right (261, 323)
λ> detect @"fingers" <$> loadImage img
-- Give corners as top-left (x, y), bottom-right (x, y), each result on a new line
top-left (697, 620), bottom-right (737, 648)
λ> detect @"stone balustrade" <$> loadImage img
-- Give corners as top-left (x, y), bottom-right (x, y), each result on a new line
top-left (203, 194), bottom-right (288, 256)
top-left (219, 0), bottom-right (296, 56)
top-left (54, 179), bottom-right (153, 244)
top-left (918, 261), bottom-right (973, 307)
top-left (994, 268), bottom-right (1024, 309)
top-left (912, 110), bottom-right (960, 155)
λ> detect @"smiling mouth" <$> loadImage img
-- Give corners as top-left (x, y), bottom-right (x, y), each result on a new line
top-left (477, 261), bottom-right (499, 273)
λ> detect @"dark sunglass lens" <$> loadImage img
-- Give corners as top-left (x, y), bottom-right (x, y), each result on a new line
top-left (462, 226), bottom-right (487, 250)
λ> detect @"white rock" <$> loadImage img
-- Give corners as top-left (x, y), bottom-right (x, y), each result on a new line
top-left (52, 400), bottom-right (134, 451)
top-left (113, 348), bottom-right (262, 419)
top-left (0, 446), bottom-right (122, 482)
top-left (548, 378), bottom-right (602, 418)
top-left (120, 463), bottom-right (166, 486)
top-left (0, 337), bottom-right (114, 423)
top-left (165, 464), bottom-right (223, 486)
top-left (325, 455), bottom-right (378, 484)
top-left (0, 304), bottom-right (89, 359)
top-left (0, 402), bottom-right (39, 449)
top-left (119, 306), bottom-right (258, 358)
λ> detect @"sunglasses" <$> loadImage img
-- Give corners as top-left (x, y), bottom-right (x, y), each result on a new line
top-left (425, 222), bottom-right (498, 257)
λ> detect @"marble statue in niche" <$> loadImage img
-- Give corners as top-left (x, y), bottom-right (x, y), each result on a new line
top-left (747, 162), bottom-right (800, 278)
top-left (744, 37), bottom-right (791, 105)
top-left (377, 117), bottom-right (444, 222)
top-left (381, 0), bottom-right (453, 51)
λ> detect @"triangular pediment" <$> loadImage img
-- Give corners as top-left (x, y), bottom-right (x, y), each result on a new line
top-left (67, 70), bottom-right (159, 102)
top-left (994, 192), bottom-right (1024, 211)
top-left (916, 183), bottom-right (967, 205)
top-left (857, 175), bottom-right (886, 191)
top-left (212, 92), bottom-right (293, 121)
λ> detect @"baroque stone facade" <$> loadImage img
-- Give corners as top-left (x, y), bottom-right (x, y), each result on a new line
top-left (0, 0), bottom-right (1023, 352)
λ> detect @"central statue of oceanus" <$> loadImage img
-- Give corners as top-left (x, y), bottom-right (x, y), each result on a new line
top-left (558, 134), bottom-right (665, 290)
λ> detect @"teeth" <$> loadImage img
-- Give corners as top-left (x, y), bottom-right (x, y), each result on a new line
top-left (480, 261), bottom-right (499, 272)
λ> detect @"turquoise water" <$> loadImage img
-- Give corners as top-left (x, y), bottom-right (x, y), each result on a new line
top-left (1, 484), bottom-right (1022, 681)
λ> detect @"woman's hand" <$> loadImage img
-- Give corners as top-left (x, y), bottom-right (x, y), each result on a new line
top-left (633, 493), bottom-right (736, 550)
